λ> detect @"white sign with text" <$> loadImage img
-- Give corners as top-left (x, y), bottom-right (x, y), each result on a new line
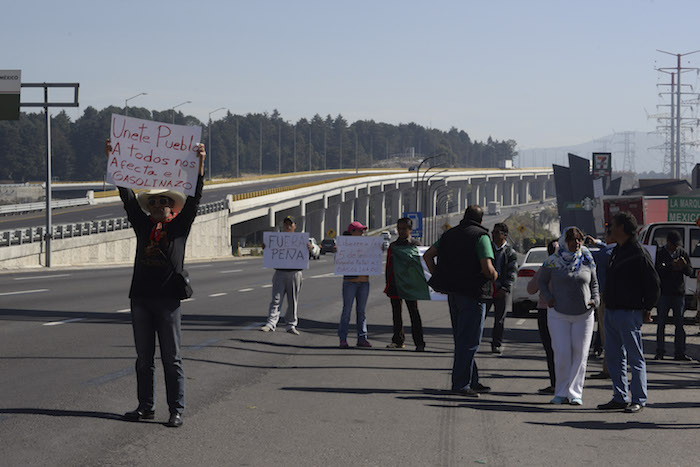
top-left (334, 236), bottom-right (384, 276)
top-left (263, 232), bottom-right (310, 269)
top-left (106, 114), bottom-right (202, 196)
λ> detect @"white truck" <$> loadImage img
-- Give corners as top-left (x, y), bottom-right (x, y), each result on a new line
top-left (488, 201), bottom-right (501, 215)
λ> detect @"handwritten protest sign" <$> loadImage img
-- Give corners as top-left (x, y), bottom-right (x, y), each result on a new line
top-left (334, 236), bottom-right (384, 276)
top-left (106, 114), bottom-right (203, 196)
top-left (263, 232), bottom-right (310, 269)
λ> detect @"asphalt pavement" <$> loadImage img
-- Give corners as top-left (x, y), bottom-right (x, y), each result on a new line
top-left (2, 256), bottom-right (700, 466)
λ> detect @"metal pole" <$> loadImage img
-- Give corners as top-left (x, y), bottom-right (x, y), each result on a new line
top-left (355, 133), bottom-right (358, 174)
top-left (670, 73), bottom-right (676, 178)
top-left (323, 126), bottom-right (327, 170)
top-left (278, 122), bottom-right (282, 174)
top-left (676, 54), bottom-right (682, 178)
top-left (259, 120), bottom-right (263, 175)
top-left (309, 124), bottom-right (312, 171)
top-left (293, 124), bottom-right (296, 172)
top-left (208, 118), bottom-right (212, 180)
top-left (339, 130), bottom-right (343, 170)
top-left (236, 119), bottom-right (240, 178)
top-left (44, 90), bottom-right (52, 267)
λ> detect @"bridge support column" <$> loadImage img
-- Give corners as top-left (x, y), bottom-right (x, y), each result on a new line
top-left (391, 190), bottom-right (404, 224)
top-left (299, 200), bottom-right (306, 233)
top-left (268, 207), bottom-right (275, 228)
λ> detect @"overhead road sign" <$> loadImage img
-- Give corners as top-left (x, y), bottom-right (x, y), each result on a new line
top-left (0, 70), bottom-right (21, 120)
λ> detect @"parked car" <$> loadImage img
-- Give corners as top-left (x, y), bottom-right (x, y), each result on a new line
top-left (638, 221), bottom-right (700, 310)
top-left (320, 238), bottom-right (336, 255)
top-left (381, 231), bottom-right (391, 250)
top-left (308, 237), bottom-right (321, 260)
top-left (511, 246), bottom-right (550, 316)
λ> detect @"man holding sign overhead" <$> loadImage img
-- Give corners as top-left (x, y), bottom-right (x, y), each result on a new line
top-left (105, 123), bottom-right (205, 428)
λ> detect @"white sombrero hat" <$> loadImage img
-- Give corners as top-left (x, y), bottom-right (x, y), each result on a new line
top-left (136, 190), bottom-right (187, 214)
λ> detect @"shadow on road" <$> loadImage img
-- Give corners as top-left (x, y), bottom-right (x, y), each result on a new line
top-left (0, 408), bottom-right (124, 422)
top-left (526, 420), bottom-right (700, 430)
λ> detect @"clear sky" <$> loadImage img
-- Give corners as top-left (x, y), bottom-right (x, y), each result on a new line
top-left (4, 0), bottom-right (700, 151)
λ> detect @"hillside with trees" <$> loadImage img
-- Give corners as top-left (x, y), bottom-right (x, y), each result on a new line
top-left (0, 106), bottom-right (517, 182)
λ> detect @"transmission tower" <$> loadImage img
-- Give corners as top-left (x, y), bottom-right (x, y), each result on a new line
top-left (614, 131), bottom-right (636, 173)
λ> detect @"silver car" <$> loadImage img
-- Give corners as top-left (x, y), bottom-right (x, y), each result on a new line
top-left (511, 247), bottom-right (550, 316)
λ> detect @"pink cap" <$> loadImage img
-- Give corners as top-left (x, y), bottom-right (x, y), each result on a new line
top-left (348, 221), bottom-right (368, 232)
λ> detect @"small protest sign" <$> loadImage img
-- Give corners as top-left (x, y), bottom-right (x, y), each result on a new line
top-left (106, 114), bottom-right (203, 196)
top-left (263, 232), bottom-right (310, 269)
top-left (334, 236), bottom-right (384, 276)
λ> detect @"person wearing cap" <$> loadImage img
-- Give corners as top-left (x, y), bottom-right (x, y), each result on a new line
top-left (105, 139), bottom-right (206, 428)
top-left (654, 229), bottom-right (692, 361)
top-left (338, 221), bottom-right (373, 348)
top-left (261, 216), bottom-right (309, 335)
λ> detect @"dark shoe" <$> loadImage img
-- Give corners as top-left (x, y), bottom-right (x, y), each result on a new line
top-left (674, 354), bottom-right (692, 361)
top-left (589, 371), bottom-right (610, 380)
top-left (123, 408), bottom-right (155, 421)
top-left (597, 400), bottom-right (628, 410)
top-left (166, 413), bottom-right (183, 427)
top-left (491, 345), bottom-right (502, 354)
top-left (537, 386), bottom-right (555, 395)
top-left (624, 403), bottom-right (644, 413)
top-left (415, 345), bottom-right (425, 352)
top-left (473, 383), bottom-right (491, 394)
top-left (453, 388), bottom-right (480, 398)
top-left (653, 353), bottom-right (664, 360)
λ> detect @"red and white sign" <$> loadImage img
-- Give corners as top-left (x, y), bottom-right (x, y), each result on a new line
top-left (106, 114), bottom-right (202, 196)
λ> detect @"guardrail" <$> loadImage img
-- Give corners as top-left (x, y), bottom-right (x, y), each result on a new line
top-left (0, 199), bottom-right (227, 247)
top-left (0, 197), bottom-right (90, 215)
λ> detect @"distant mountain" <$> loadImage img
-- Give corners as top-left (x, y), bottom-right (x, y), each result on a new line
top-left (515, 131), bottom-right (697, 175)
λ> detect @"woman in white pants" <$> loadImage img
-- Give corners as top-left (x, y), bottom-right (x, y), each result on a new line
top-left (537, 227), bottom-right (599, 405)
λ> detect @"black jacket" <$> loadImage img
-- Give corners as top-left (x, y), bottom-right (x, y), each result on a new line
top-left (428, 218), bottom-right (491, 299)
top-left (655, 245), bottom-right (692, 296)
top-left (604, 237), bottom-right (660, 311)
top-left (492, 242), bottom-right (517, 293)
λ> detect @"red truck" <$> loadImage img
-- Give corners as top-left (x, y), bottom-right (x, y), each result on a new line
top-left (603, 196), bottom-right (668, 227)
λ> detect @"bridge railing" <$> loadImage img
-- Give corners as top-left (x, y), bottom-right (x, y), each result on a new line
top-left (0, 197), bottom-right (90, 215)
top-left (0, 200), bottom-right (227, 247)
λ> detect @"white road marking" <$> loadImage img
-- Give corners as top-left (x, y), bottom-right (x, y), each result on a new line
top-left (238, 288), bottom-right (254, 292)
top-left (43, 318), bottom-right (84, 326)
top-left (209, 292), bottom-right (228, 297)
top-left (116, 308), bottom-right (131, 313)
top-left (14, 274), bottom-right (71, 281)
top-left (261, 284), bottom-right (272, 288)
top-left (0, 289), bottom-right (49, 296)
top-left (220, 269), bottom-right (243, 273)
top-left (94, 214), bottom-right (112, 219)
top-left (309, 273), bottom-right (336, 279)
top-left (515, 319), bottom-right (526, 326)
top-left (188, 264), bottom-right (212, 269)
top-left (182, 298), bottom-right (195, 302)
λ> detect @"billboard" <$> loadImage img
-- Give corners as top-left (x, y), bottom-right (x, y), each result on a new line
top-left (0, 70), bottom-right (21, 120)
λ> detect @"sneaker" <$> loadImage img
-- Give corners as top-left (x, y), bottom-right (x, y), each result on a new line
top-left (537, 386), bottom-right (555, 395)
top-left (491, 345), bottom-right (502, 354)
top-left (339, 339), bottom-right (349, 349)
top-left (260, 325), bottom-right (273, 332)
top-left (473, 383), bottom-right (491, 394)
top-left (624, 403), bottom-right (644, 413)
top-left (286, 327), bottom-right (300, 335)
top-left (569, 398), bottom-right (583, 406)
top-left (550, 396), bottom-right (568, 404)
top-left (415, 345), bottom-right (425, 352)
top-left (674, 354), bottom-right (692, 361)
top-left (386, 342), bottom-right (405, 349)
top-left (356, 339), bottom-right (372, 348)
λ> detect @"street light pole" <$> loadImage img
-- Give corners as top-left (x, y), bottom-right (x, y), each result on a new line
top-left (207, 107), bottom-right (226, 181)
top-left (168, 100), bottom-right (191, 124)
top-left (415, 153), bottom-right (445, 212)
top-left (125, 92), bottom-right (147, 117)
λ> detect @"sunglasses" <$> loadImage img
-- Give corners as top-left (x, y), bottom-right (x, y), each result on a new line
top-left (148, 197), bottom-right (173, 207)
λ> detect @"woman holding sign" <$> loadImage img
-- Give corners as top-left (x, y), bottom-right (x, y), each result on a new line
top-left (338, 221), bottom-right (373, 349)
top-left (106, 138), bottom-right (206, 428)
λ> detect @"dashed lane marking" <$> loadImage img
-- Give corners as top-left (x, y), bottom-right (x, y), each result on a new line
top-left (0, 289), bottom-right (49, 296)
top-left (309, 273), bottom-right (336, 279)
top-left (261, 284), bottom-right (272, 288)
top-left (14, 274), bottom-right (71, 281)
top-left (43, 318), bottom-right (85, 326)
top-left (238, 288), bottom-right (254, 292)
top-left (209, 292), bottom-right (228, 297)
top-left (116, 308), bottom-right (130, 313)
top-left (220, 269), bottom-right (243, 273)
top-left (515, 319), bottom-right (526, 325)
top-left (182, 298), bottom-right (195, 302)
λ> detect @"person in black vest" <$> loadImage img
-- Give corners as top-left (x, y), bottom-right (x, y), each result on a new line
top-left (654, 230), bottom-right (692, 361)
top-left (106, 139), bottom-right (206, 428)
top-left (424, 205), bottom-right (498, 397)
top-left (597, 211), bottom-right (660, 414)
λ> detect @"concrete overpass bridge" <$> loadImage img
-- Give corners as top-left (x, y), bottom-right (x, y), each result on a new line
top-left (0, 167), bottom-right (554, 269)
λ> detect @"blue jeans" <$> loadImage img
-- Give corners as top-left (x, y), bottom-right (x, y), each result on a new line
top-left (448, 294), bottom-right (486, 391)
top-left (655, 295), bottom-right (686, 356)
top-left (339, 281), bottom-right (370, 341)
top-left (131, 297), bottom-right (185, 414)
top-left (604, 308), bottom-right (647, 405)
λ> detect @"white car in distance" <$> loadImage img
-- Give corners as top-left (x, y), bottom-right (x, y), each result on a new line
top-left (511, 246), bottom-right (550, 317)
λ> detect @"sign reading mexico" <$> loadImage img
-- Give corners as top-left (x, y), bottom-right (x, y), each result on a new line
top-left (263, 232), bottom-right (310, 269)
top-left (106, 114), bottom-right (203, 196)
top-left (334, 236), bottom-right (384, 276)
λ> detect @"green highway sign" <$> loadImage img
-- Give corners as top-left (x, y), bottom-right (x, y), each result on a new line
top-left (0, 70), bottom-right (21, 120)
top-left (668, 196), bottom-right (700, 222)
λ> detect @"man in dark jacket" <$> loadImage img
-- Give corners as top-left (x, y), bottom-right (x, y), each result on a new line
top-left (487, 223), bottom-right (517, 354)
top-left (597, 211), bottom-right (660, 414)
top-left (424, 205), bottom-right (498, 397)
top-left (654, 230), bottom-right (692, 361)
top-left (106, 139), bottom-right (206, 428)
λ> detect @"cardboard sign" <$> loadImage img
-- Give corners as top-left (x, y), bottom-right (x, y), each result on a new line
top-left (106, 114), bottom-right (202, 196)
top-left (263, 232), bottom-right (310, 269)
top-left (334, 236), bottom-right (384, 276)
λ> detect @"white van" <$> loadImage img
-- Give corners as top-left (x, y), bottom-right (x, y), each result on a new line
top-left (638, 222), bottom-right (700, 310)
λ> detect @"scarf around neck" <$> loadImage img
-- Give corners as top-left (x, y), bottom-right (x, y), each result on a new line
top-left (544, 227), bottom-right (595, 273)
